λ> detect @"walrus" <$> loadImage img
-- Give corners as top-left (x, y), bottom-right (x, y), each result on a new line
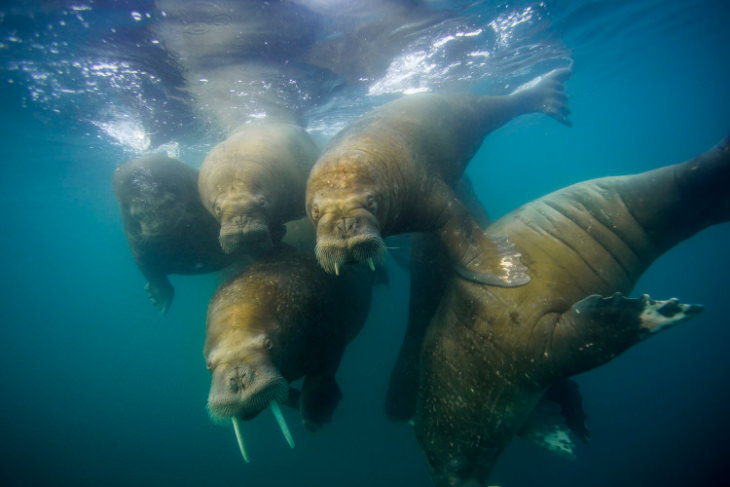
top-left (113, 154), bottom-right (234, 314)
top-left (199, 121), bottom-right (320, 254)
top-left (413, 133), bottom-right (730, 486)
top-left (385, 174), bottom-right (492, 421)
top-left (384, 175), bottom-right (590, 458)
top-left (204, 244), bottom-right (376, 462)
top-left (305, 67), bottom-right (571, 284)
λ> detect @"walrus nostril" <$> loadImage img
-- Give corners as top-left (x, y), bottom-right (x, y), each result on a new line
top-left (346, 217), bottom-right (358, 232)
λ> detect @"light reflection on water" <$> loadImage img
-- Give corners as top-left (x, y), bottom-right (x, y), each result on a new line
top-left (0, 1), bottom-right (572, 155)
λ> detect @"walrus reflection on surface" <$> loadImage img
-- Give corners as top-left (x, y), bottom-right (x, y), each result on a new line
top-left (113, 155), bottom-right (234, 314)
top-left (199, 121), bottom-right (320, 254)
top-left (204, 245), bottom-right (376, 461)
top-left (305, 68), bottom-right (572, 285)
top-left (414, 134), bottom-right (730, 486)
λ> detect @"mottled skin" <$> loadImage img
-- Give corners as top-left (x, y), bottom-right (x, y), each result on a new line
top-left (414, 135), bottom-right (730, 486)
top-left (306, 68), bottom-right (571, 285)
top-left (385, 175), bottom-right (492, 421)
top-left (204, 246), bottom-right (375, 430)
top-left (113, 155), bottom-right (233, 314)
top-left (385, 175), bottom-right (590, 454)
top-left (199, 122), bottom-right (320, 254)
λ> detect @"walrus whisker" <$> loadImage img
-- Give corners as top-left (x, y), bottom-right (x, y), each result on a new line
top-left (270, 400), bottom-right (295, 448)
top-left (231, 416), bottom-right (250, 463)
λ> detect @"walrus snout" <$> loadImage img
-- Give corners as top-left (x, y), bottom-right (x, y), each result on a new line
top-left (219, 215), bottom-right (272, 253)
top-left (313, 209), bottom-right (384, 274)
top-left (315, 232), bottom-right (385, 275)
top-left (207, 363), bottom-right (288, 422)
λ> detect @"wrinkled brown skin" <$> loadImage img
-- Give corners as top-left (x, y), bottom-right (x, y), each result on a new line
top-left (113, 155), bottom-right (234, 314)
top-left (415, 135), bottom-right (730, 486)
top-left (385, 175), bottom-right (492, 421)
top-left (305, 68), bottom-right (571, 283)
top-left (204, 245), bottom-right (375, 430)
top-left (199, 122), bottom-right (320, 255)
top-left (385, 176), bottom-right (591, 449)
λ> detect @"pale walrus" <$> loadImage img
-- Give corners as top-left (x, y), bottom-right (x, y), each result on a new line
top-left (204, 245), bottom-right (376, 462)
top-left (413, 134), bottom-right (730, 486)
top-left (305, 67), bottom-right (571, 284)
top-left (198, 121), bottom-right (320, 254)
top-left (113, 154), bottom-right (234, 314)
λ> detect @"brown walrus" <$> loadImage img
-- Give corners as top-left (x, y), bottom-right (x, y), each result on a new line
top-left (305, 67), bottom-right (571, 285)
top-left (385, 175), bottom-right (590, 458)
top-left (198, 121), bottom-right (320, 254)
top-left (112, 154), bottom-right (234, 314)
top-left (413, 133), bottom-right (730, 486)
top-left (204, 244), bottom-right (376, 461)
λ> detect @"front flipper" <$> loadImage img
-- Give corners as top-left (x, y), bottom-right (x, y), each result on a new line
top-left (552, 293), bottom-right (704, 378)
top-left (426, 181), bottom-right (530, 287)
top-left (300, 374), bottom-right (343, 431)
top-left (144, 276), bottom-right (174, 314)
top-left (518, 394), bottom-right (578, 460)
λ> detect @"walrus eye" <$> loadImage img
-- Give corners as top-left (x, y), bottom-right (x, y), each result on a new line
top-left (311, 204), bottom-right (320, 220)
top-left (263, 338), bottom-right (273, 350)
top-left (213, 202), bottom-right (222, 217)
top-left (256, 195), bottom-right (268, 208)
top-left (365, 194), bottom-right (377, 211)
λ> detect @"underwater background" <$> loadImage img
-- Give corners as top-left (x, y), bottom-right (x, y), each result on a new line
top-left (1, 1), bottom-right (729, 486)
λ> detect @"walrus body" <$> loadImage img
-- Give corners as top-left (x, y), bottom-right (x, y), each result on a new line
top-left (385, 174), bottom-right (492, 421)
top-left (113, 154), bottom-right (233, 314)
top-left (204, 245), bottom-right (375, 436)
top-left (414, 135), bottom-right (730, 486)
top-left (199, 122), bottom-right (320, 254)
top-left (305, 68), bottom-right (571, 284)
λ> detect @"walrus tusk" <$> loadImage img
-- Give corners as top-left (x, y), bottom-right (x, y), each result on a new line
top-left (231, 416), bottom-right (250, 463)
top-left (334, 262), bottom-right (339, 276)
top-left (270, 400), bottom-right (295, 448)
top-left (366, 258), bottom-right (375, 271)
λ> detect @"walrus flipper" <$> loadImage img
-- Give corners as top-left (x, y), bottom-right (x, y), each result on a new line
top-left (513, 67), bottom-right (573, 127)
top-left (453, 234), bottom-right (530, 287)
top-left (518, 395), bottom-right (578, 460)
top-left (552, 293), bottom-right (704, 378)
top-left (426, 182), bottom-right (529, 287)
top-left (144, 276), bottom-right (174, 315)
top-left (300, 374), bottom-right (343, 431)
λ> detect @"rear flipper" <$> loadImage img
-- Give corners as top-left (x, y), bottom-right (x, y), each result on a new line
top-left (300, 374), bottom-right (343, 431)
top-left (552, 293), bottom-right (704, 378)
top-left (512, 67), bottom-right (573, 127)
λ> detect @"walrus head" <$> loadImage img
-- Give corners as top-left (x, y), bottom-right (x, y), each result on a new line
top-left (206, 334), bottom-right (289, 423)
top-left (212, 188), bottom-right (283, 254)
top-left (307, 189), bottom-right (386, 274)
top-left (306, 149), bottom-right (391, 274)
top-left (126, 191), bottom-right (186, 238)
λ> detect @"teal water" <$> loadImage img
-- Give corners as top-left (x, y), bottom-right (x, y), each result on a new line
top-left (1, 1), bottom-right (729, 486)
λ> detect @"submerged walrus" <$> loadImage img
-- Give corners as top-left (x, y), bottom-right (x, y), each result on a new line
top-left (414, 134), bottom-right (730, 486)
top-left (113, 154), bottom-right (234, 314)
top-left (199, 121), bottom-right (320, 254)
top-left (305, 68), bottom-right (571, 284)
top-left (204, 245), bottom-right (376, 461)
